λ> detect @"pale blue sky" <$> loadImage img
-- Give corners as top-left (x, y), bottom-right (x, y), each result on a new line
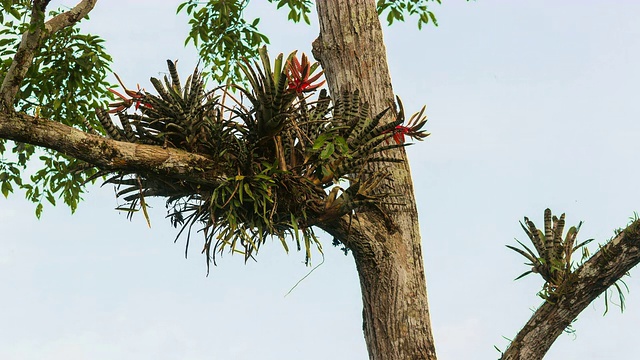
top-left (1, 1), bottom-right (640, 359)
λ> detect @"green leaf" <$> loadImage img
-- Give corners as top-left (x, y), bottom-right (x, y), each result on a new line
top-left (335, 136), bottom-right (349, 153)
top-left (243, 183), bottom-right (254, 200)
top-left (176, 2), bottom-right (188, 14)
top-left (312, 133), bottom-right (328, 150)
top-left (1, 180), bottom-right (12, 198)
top-left (45, 191), bottom-right (56, 205)
top-left (320, 142), bottom-right (335, 159)
top-left (428, 11), bottom-right (438, 27)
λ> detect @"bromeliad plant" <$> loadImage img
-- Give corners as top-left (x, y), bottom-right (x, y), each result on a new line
top-left (509, 209), bottom-right (632, 315)
top-left (508, 208), bottom-right (593, 299)
top-left (94, 47), bottom-right (429, 271)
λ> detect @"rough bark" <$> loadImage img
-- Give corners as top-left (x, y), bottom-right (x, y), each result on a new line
top-left (502, 219), bottom-right (640, 360)
top-left (313, 1), bottom-right (437, 359)
top-left (0, 111), bottom-right (221, 185)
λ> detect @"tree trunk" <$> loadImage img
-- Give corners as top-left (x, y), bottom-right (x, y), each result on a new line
top-left (313, 1), bottom-right (437, 359)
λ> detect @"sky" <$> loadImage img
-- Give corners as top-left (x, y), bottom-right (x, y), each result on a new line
top-left (1, 1), bottom-right (640, 359)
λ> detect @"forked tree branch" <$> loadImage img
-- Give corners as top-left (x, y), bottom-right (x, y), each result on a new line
top-left (0, 0), bottom-right (97, 110)
top-left (503, 219), bottom-right (640, 360)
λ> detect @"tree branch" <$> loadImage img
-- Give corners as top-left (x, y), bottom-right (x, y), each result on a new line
top-left (0, 0), bottom-right (97, 110)
top-left (0, 111), bottom-right (223, 185)
top-left (44, 0), bottom-right (97, 34)
top-left (503, 219), bottom-right (640, 360)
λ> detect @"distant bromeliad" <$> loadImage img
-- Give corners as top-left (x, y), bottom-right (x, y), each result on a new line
top-left (508, 208), bottom-right (593, 299)
top-left (94, 47), bottom-right (429, 271)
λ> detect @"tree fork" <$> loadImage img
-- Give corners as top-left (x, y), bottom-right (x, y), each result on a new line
top-left (313, 1), bottom-right (437, 359)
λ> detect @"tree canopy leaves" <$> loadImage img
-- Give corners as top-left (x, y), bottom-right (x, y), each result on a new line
top-left (0, 4), bottom-right (112, 216)
top-left (178, 0), bottom-right (445, 84)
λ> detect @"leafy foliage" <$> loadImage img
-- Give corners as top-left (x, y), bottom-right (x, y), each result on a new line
top-left (0, 0), bottom-right (30, 24)
top-left (376, 0), bottom-right (475, 29)
top-left (0, 5), bottom-right (113, 216)
top-left (94, 47), bottom-right (428, 271)
top-left (267, 0), bottom-right (313, 24)
top-left (178, 0), bottom-right (449, 84)
top-left (377, 0), bottom-right (441, 29)
top-left (178, 0), bottom-right (270, 84)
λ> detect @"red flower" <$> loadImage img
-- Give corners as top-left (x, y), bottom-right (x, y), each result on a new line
top-left (391, 125), bottom-right (411, 144)
top-left (107, 73), bottom-right (151, 113)
top-left (286, 53), bottom-right (325, 94)
top-left (383, 103), bottom-right (430, 145)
